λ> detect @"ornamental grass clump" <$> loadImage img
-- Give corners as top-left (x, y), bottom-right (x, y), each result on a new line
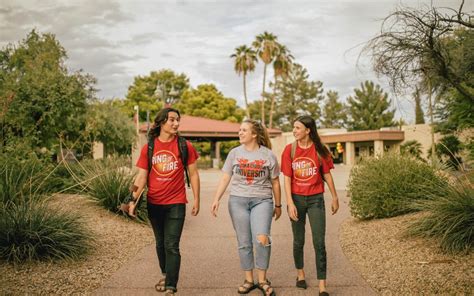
top-left (78, 156), bottom-right (147, 221)
top-left (348, 153), bottom-right (449, 220)
top-left (0, 201), bottom-right (92, 263)
top-left (0, 156), bottom-right (93, 263)
top-left (406, 174), bottom-right (473, 254)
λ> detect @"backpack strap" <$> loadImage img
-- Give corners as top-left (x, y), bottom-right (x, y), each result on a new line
top-left (147, 136), bottom-right (155, 177)
top-left (178, 136), bottom-right (190, 188)
top-left (290, 141), bottom-right (297, 160)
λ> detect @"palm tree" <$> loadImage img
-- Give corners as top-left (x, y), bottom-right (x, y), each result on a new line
top-left (269, 44), bottom-right (293, 128)
top-left (230, 45), bottom-right (257, 118)
top-left (252, 31), bottom-right (279, 125)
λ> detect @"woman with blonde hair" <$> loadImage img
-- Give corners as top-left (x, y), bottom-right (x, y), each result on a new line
top-left (211, 119), bottom-right (281, 296)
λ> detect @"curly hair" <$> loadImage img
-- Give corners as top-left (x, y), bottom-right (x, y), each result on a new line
top-left (148, 107), bottom-right (181, 139)
top-left (243, 119), bottom-right (272, 149)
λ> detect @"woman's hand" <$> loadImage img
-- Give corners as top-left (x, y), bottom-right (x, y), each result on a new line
top-left (273, 207), bottom-right (282, 221)
top-left (210, 200), bottom-right (219, 217)
top-left (331, 197), bottom-right (339, 215)
top-left (287, 203), bottom-right (298, 221)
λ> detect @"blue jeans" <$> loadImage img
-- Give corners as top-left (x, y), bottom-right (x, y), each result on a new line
top-left (147, 203), bottom-right (186, 292)
top-left (228, 195), bottom-right (274, 270)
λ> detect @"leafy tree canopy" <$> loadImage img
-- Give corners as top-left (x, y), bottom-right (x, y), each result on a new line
top-left (346, 81), bottom-right (396, 131)
top-left (0, 30), bottom-right (95, 155)
top-left (322, 90), bottom-right (348, 128)
top-left (123, 69), bottom-right (190, 120)
top-left (174, 84), bottom-right (245, 122)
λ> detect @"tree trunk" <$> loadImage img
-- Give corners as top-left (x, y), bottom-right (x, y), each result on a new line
top-left (269, 77), bottom-right (277, 128)
top-left (243, 73), bottom-right (250, 119)
top-left (427, 78), bottom-right (436, 162)
top-left (261, 64), bottom-right (267, 125)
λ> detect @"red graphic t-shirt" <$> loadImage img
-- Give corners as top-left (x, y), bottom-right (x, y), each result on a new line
top-left (136, 137), bottom-right (198, 205)
top-left (281, 143), bottom-right (334, 196)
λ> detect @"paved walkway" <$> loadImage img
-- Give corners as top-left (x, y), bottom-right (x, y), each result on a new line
top-left (95, 165), bottom-right (376, 295)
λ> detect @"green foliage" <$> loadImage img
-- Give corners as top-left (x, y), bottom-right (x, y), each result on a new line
top-left (346, 81), bottom-right (395, 131)
top-left (406, 176), bottom-right (473, 254)
top-left (322, 90), bottom-right (347, 128)
top-left (0, 30), bottom-right (95, 155)
top-left (83, 100), bottom-right (136, 156)
top-left (231, 45), bottom-right (258, 117)
top-left (174, 84), bottom-right (245, 122)
top-left (77, 157), bottom-right (147, 221)
top-left (123, 69), bottom-right (190, 120)
top-left (348, 153), bottom-right (449, 220)
top-left (0, 201), bottom-right (92, 263)
top-left (400, 140), bottom-right (423, 160)
top-left (271, 63), bottom-right (324, 131)
top-left (436, 134), bottom-right (463, 169)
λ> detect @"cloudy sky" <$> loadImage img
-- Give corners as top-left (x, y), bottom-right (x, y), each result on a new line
top-left (1, 0), bottom-right (471, 122)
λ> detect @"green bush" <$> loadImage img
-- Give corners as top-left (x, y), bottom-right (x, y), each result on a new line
top-left (406, 175), bottom-right (473, 254)
top-left (0, 201), bottom-right (93, 263)
top-left (348, 153), bottom-right (449, 219)
top-left (0, 156), bottom-right (50, 204)
top-left (79, 157), bottom-right (147, 221)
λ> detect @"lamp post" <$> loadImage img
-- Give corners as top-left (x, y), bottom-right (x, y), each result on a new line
top-left (155, 81), bottom-right (178, 107)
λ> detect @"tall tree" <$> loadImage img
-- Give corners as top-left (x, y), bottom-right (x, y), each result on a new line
top-left (322, 91), bottom-right (347, 128)
top-left (174, 84), bottom-right (245, 122)
top-left (346, 81), bottom-right (395, 131)
top-left (414, 87), bottom-right (425, 124)
top-left (363, 1), bottom-right (474, 157)
top-left (271, 63), bottom-right (324, 131)
top-left (252, 31), bottom-right (280, 124)
top-left (269, 44), bottom-right (293, 128)
top-left (230, 45), bottom-right (257, 118)
top-left (0, 30), bottom-right (95, 154)
top-left (123, 69), bottom-right (190, 120)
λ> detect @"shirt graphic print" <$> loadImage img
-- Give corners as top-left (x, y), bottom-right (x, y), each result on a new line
top-left (235, 158), bottom-right (267, 184)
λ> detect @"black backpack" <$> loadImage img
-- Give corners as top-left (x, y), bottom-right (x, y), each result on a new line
top-left (147, 136), bottom-right (190, 188)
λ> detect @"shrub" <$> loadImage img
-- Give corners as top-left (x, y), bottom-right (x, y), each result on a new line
top-left (348, 153), bottom-right (449, 219)
top-left (0, 156), bottom-right (50, 204)
top-left (0, 201), bottom-right (93, 263)
top-left (406, 175), bottom-right (473, 254)
top-left (78, 157), bottom-right (147, 221)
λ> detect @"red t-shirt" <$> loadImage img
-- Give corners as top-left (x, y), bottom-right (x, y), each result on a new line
top-left (281, 143), bottom-right (334, 196)
top-left (136, 137), bottom-right (199, 205)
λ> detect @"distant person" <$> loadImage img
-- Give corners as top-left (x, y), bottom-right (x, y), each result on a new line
top-left (127, 107), bottom-right (200, 296)
top-left (211, 119), bottom-right (281, 296)
top-left (280, 115), bottom-right (339, 296)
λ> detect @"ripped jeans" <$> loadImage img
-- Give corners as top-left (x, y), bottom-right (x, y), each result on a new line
top-left (228, 195), bottom-right (273, 270)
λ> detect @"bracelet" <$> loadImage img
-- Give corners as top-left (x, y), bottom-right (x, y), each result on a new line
top-left (275, 204), bottom-right (282, 208)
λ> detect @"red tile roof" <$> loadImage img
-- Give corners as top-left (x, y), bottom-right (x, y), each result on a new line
top-left (140, 115), bottom-right (282, 138)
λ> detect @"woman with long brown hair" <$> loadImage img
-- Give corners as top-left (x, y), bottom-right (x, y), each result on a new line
top-left (281, 115), bottom-right (339, 296)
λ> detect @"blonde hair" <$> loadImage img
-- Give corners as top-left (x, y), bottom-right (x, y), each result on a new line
top-left (243, 119), bottom-right (272, 149)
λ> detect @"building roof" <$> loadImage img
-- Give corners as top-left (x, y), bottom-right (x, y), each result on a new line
top-left (139, 115), bottom-right (282, 139)
top-left (321, 130), bottom-right (404, 143)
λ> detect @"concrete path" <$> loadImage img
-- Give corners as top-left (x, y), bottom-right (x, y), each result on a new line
top-left (95, 165), bottom-right (376, 295)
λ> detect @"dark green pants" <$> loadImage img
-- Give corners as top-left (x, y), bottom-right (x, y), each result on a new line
top-left (147, 203), bottom-right (186, 292)
top-left (291, 193), bottom-right (327, 279)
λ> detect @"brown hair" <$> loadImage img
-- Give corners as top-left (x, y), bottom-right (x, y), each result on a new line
top-left (294, 115), bottom-right (330, 158)
top-left (149, 107), bottom-right (181, 139)
top-left (243, 119), bottom-right (272, 149)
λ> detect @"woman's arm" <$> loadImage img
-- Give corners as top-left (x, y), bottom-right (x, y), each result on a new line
top-left (284, 175), bottom-right (298, 221)
top-left (323, 172), bottom-right (339, 215)
top-left (210, 173), bottom-right (232, 217)
top-left (271, 177), bottom-right (282, 220)
top-left (188, 162), bottom-right (200, 216)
